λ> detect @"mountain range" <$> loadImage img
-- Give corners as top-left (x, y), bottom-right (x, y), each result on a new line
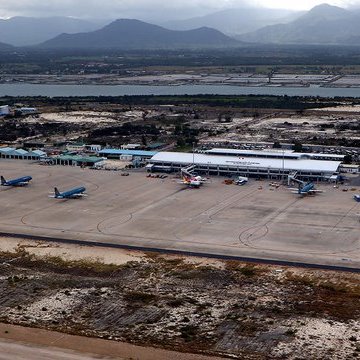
top-left (162, 7), bottom-right (300, 36)
top-left (238, 4), bottom-right (360, 45)
top-left (0, 16), bottom-right (105, 46)
top-left (40, 19), bottom-right (239, 49)
top-left (1, 4), bottom-right (360, 49)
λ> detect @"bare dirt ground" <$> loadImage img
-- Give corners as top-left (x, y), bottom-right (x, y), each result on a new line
top-left (0, 237), bottom-right (359, 359)
top-left (0, 323), bottom-right (224, 360)
top-left (201, 111), bottom-right (360, 144)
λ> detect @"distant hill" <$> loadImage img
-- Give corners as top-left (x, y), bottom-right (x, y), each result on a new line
top-left (0, 17), bottom-right (104, 46)
top-left (163, 7), bottom-right (300, 36)
top-left (238, 4), bottom-right (360, 45)
top-left (40, 19), bottom-right (240, 49)
top-left (0, 41), bottom-right (13, 50)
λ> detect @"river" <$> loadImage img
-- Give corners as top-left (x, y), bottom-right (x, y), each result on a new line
top-left (0, 83), bottom-right (358, 97)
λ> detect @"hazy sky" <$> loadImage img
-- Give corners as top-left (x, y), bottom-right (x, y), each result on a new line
top-left (0, 0), bottom-right (359, 20)
top-left (255, 0), bottom-right (357, 10)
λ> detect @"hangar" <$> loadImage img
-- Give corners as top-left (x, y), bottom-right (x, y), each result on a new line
top-left (0, 147), bottom-right (46, 160)
top-left (148, 152), bottom-right (341, 181)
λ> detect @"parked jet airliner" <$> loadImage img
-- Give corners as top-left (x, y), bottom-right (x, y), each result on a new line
top-left (177, 168), bottom-right (207, 188)
top-left (1, 175), bottom-right (32, 186)
top-left (291, 182), bottom-right (323, 196)
top-left (50, 186), bottom-right (87, 199)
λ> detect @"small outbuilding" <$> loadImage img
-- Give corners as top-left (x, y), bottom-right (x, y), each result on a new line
top-left (98, 149), bottom-right (157, 161)
top-left (53, 155), bottom-right (105, 167)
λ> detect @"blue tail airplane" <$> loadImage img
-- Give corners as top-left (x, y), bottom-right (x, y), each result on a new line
top-left (51, 186), bottom-right (87, 199)
top-left (288, 174), bottom-right (323, 196)
top-left (291, 181), bottom-right (323, 196)
top-left (1, 175), bottom-right (32, 187)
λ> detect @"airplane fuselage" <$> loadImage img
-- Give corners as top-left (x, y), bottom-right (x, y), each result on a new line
top-left (54, 186), bottom-right (86, 199)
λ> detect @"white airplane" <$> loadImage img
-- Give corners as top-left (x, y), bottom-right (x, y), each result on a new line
top-left (176, 169), bottom-right (207, 188)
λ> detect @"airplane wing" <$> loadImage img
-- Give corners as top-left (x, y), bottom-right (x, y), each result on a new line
top-left (49, 193), bottom-right (87, 198)
top-left (17, 182), bottom-right (30, 186)
top-left (70, 193), bottom-right (87, 198)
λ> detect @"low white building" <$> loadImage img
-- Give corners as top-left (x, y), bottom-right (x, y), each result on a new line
top-left (85, 144), bottom-right (102, 152)
top-left (148, 152), bottom-right (342, 181)
top-left (121, 143), bottom-right (141, 150)
top-left (340, 164), bottom-right (360, 174)
top-left (0, 105), bottom-right (10, 116)
top-left (66, 143), bottom-right (86, 152)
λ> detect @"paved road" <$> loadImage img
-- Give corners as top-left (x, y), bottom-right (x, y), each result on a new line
top-left (0, 340), bottom-right (113, 360)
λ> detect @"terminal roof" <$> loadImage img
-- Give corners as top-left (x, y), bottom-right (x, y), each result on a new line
top-left (150, 152), bottom-right (341, 173)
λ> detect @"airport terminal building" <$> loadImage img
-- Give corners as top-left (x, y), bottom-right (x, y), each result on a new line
top-left (148, 151), bottom-right (342, 181)
top-left (203, 148), bottom-right (345, 162)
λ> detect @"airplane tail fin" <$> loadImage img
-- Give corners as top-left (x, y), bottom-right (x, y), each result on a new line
top-left (0, 176), bottom-right (6, 185)
top-left (54, 187), bottom-right (61, 197)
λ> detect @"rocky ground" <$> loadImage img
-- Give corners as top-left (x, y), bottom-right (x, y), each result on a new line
top-left (0, 243), bottom-right (359, 359)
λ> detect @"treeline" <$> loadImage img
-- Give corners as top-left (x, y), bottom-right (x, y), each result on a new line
top-left (3, 46), bottom-right (360, 72)
top-left (89, 122), bottom-right (160, 138)
top-left (2, 94), bottom-right (355, 110)
top-left (108, 94), bottom-right (340, 110)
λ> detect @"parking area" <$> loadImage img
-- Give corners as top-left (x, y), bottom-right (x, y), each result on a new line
top-left (0, 160), bottom-right (359, 268)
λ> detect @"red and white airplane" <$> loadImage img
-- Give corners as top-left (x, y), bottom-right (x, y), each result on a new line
top-left (177, 169), bottom-right (207, 188)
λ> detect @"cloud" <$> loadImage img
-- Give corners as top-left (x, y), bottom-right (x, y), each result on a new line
top-left (0, 0), bottom-right (252, 19)
top-left (0, 0), bottom-right (359, 19)
top-left (252, 0), bottom-right (360, 10)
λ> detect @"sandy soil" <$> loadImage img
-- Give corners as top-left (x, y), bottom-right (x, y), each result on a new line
top-left (313, 105), bottom-right (360, 112)
top-left (0, 323), bottom-right (224, 360)
top-left (40, 111), bottom-right (118, 124)
top-left (0, 237), bottom-right (145, 266)
top-left (0, 236), bottom-right (226, 270)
